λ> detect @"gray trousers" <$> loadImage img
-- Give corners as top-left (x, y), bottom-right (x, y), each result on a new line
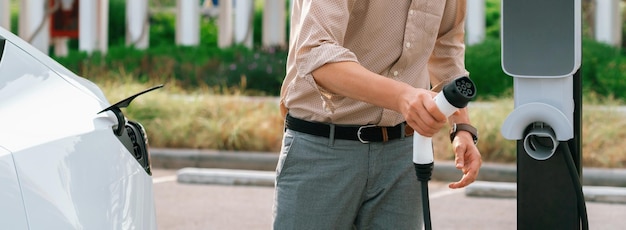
top-left (273, 129), bottom-right (424, 230)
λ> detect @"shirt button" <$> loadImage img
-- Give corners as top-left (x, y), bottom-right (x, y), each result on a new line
top-left (393, 71), bottom-right (399, 76)
top-left (409, 10), bottom-right (415, 15)
top-left (406, 42), bottom-right (411, 48)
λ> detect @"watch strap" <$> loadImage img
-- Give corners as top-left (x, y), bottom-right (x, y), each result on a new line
top-left (450, 123), bottom-right (478, 144)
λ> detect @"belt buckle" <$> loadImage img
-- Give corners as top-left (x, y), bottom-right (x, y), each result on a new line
top-left (357, 124), bottom-right (377, 143)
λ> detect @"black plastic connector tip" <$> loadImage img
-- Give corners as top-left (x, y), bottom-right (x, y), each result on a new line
top-left (442, 76), bottom-right (476, 108)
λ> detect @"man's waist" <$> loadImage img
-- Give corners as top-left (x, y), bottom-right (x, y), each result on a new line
top-left (285, 114), bottom-right (414, 143)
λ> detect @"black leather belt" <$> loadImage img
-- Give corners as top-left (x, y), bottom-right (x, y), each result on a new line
top-left (285, 114), bottom-right (413, 143)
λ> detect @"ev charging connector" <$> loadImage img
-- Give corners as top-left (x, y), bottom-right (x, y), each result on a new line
top-left (413, 76), bottom-right (476, 230)
top-left (500, 1), bottom-right (588, 229)
top-left (522, 122), bottom-right (559, 161)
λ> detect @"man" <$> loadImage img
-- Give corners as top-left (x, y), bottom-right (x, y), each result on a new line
top-left (274, 0), bottom-right (481, 229)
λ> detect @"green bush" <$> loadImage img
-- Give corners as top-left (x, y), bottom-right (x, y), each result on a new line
top-left (466, 38), bottom-right (626, 101)
top-left (54, 43), bottom-right (288, 95)
top-left (148, 12), bottom-right (176, 47)
top-left (109, 0), bottom-right (127, 46)
top-left (581, 40), bottom-right (626, 98)
top-left (465, 38), bottom-right (512, 99)
top-left (55, 37), bottom-right (626, 101)
top-left (485, 0), bottom-right (501, 39)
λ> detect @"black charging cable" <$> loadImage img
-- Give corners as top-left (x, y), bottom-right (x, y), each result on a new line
top-left (560, 142), bottom-right (589, 230)
top-left (415, 162), bottom-right (434, 230)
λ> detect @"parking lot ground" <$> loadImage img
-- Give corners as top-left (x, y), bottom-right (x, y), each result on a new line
top-left (152, 169), bottom-right (626, 230)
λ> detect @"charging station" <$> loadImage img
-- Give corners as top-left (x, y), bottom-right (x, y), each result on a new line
top-left (500, 1), bottom-right (587, 229)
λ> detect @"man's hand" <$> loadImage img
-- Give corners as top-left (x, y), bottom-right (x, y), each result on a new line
top-left (448, 131), bottom-right (482, 189)
top-left (401, 89), bottom-right (448, 137)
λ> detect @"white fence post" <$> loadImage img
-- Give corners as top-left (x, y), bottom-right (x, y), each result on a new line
top-left (52, 0), bottom-right (106, 56)
top-left (98, 0), bottom-right (109, 54)
top-left (466, 0), bottom-right (485, 45)
top-left (234, 0), bottom-right (253, 48)
top-left (79, 0), bottom-right (97, 54)
top-left (19, 0), bottom-right (50, 54)
top-left (0, 0), bottom-right (10, 30)
top-left (218, 0), bottom-right (233, 48)
top-left (126, 0), bottom-right (149, 49)
top-left (176, 0), bottom-right (200, 46)
top-left (262, 0), bottom-right (285, 48)
top-left (595, 0), bottom-right (622, 47)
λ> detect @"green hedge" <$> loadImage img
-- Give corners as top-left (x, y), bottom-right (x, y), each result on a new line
top-left (466, 38), bottom-right (626, 100)
top-left (55, 37), bottom-right (626, 101)
top-left (581, 39), bottom-right (625, 97)
top-left (55, 44), bottom-right (287, 95)
top-left (465, 39), bottom-right (512, 99)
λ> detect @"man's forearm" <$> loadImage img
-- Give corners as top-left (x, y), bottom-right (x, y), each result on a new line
top-left (312, 61), bottom-right (448, 136)
top-left (311, 61), bottom-right (415, 114)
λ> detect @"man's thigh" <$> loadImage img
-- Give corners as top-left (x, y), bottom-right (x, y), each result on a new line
top-left (273, 130), bottom-right (370, 229)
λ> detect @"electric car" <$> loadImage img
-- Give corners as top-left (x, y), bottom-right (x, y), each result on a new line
top-left (0, 27), bottom-right (158, 229)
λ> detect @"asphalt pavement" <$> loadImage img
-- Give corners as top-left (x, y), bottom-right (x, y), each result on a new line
top-left (152, 168), bottom-right (626, 230)
top-left (150, 148), bottom-right (626, 229)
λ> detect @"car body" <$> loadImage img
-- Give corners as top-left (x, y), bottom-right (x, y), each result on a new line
top-left (0, 27), bottom-right (157, 229)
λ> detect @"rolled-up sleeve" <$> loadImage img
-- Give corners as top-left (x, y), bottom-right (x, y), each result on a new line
top-left (429, 0), bottom-right (469, 92)
top-left (293, 0), bottom-right (359, 86)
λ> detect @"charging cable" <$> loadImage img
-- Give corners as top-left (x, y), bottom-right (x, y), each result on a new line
top-left (561, 142), bottom-right (589, 230)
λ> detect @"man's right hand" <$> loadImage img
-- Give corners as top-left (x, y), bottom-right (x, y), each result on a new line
top-left (400, 89), bottom-right (447, 137)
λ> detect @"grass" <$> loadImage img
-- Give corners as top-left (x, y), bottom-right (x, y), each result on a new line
top-left (98, 76), bottom-right (284, 152)
top-left (95, 76), bottom-right (626, 169)
top-left (580, 103), bottom-right (626, 168)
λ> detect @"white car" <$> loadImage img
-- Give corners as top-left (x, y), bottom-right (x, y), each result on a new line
top-left (0, 27), bottom-right (158, 229)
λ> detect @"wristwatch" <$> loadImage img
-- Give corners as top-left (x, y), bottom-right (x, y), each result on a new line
top-left (450, 123), bottom-right (478, 145)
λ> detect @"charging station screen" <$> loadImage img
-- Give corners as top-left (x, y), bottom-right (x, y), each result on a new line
top-left (501, 0), bottom-right (578, 77)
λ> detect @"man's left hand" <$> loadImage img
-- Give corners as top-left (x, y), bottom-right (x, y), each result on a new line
top-left (448, 132), bottom-right (482, 189)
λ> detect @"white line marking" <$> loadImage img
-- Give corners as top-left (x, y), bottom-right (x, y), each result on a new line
top-left (153, 175), bottom-right (177, 184)
top-left (430, 188), bottom-right (464, 199)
